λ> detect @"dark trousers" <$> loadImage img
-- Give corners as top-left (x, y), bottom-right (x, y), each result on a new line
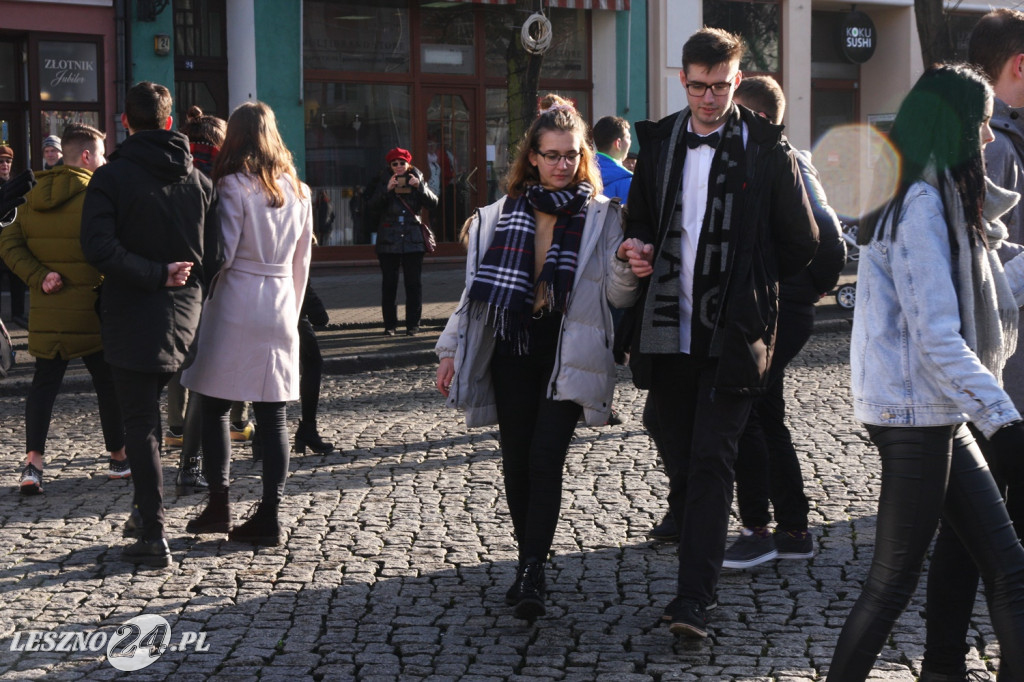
top-left (27, 351), bottom-right (124, 455)
top-left (491, 314), bottom-right (582, 563)
top-left (827, 425), bottom-right (1024, 682)
top-left (200, 395), bottom-right (289, 506)
top-left (924, 425), bottom-right (1024, 677)
top-left (110, 367), bottom-right (172, 541)
top-left (649, 354), bottom-right (754, 605)
top-left (378, 252), bottom-right (423, 331)
top-left (298, 319), bottom-right (323, 424)
top-left (733, 302), bottom-right (815, 531)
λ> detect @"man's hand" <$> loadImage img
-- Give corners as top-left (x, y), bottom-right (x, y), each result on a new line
top-left (165, 261), bottom-right (193, 287)
top-left (617, 238), bottom-right (655, 278)
top-left (436, 357), bottom-right (455, 398)
top-left (0, 169), bottom-right (37, 222)
top-left (41, 272), bottom-right (63, 294)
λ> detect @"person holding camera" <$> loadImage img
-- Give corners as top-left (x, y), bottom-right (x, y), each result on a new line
top-left (366, 147), bottom-right (438, 336)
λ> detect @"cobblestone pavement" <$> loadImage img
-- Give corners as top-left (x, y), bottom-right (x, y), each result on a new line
top-left (0, 329), bottom-right (1000, 681)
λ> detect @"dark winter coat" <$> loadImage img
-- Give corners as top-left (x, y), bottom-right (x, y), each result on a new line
top-left (366, 166), bottom-right (439, 254)
top-left (80, 129), bottom-right (221, 373)
top-left (623, 104), bottom-right (818, 393)
top-left (0, 166), bottom-right (103, 359)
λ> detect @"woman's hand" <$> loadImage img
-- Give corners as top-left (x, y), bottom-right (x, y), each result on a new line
top-left (407, 174), bottom-right (420, 188)
top-left (436, 357), bottom-right (455, 397)
top-left (617, 238), bottom-right (655, 278)
top-left (387, 174), bottom-right (399, 192)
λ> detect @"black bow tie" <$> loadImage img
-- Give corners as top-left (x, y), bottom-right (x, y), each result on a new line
top-left (686, 131), bottom-right (720, 149)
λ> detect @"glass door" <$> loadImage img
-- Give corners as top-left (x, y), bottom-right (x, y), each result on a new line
top-left (421, 88), bottom-right (476, 244)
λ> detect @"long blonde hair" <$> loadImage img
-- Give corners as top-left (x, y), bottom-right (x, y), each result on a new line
top-left (504, 94), bottom-right (602, 198)
top-left (213, 101), bottom-right (305, 207)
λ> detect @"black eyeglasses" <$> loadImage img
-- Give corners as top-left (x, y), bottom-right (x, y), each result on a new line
top-left (390, 160), bottom-right (408, 167)
top-left (535, 150), bottom-right (581, 166)
top-left (684, 80), bottom-right (735, 97)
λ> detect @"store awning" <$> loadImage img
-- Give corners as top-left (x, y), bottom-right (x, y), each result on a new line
top-left (451, 0), bottom-right (631, 10)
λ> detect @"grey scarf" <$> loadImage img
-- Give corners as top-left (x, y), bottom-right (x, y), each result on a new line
top-left (929, 168), bottom-right (1020, 381)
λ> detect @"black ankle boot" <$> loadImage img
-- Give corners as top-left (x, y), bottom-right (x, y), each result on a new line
top-left (175, 449), bottom-right (208, 495)
top-left (229, 502), bottom-right (281, 546)
top-left (505, 565), bottom-right (526, 606)
top-left (122, 504), bottom-right (144, 538)
top-left (122, 537), bottom-right (172, 568)
top-left (293, 420), bottom-right (336, 454)
top-left (513, 559), bottom-right (546, 621)
top-left (186, 488), bottom-right (230, 534)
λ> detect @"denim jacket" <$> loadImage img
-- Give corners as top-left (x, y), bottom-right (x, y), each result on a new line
top-left (851, 181), bottom-right (1024, 438)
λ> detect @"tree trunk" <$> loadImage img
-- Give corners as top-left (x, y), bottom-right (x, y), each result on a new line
top-left (914, 0), bottom-right (954, 67)
top-left (506, 0), bottom-right (545, 160)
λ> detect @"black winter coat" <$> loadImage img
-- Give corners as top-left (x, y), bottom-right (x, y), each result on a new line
top-left (365, 166), bottom-right (439, 254)
top-left (623, 104), bottom-right (818, 393)
top-left (81, 129), bottom-right (221, 373)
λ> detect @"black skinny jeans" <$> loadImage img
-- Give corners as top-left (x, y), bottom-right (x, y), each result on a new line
top-left (924, 424), bottom-right (1024, 678)
top-left (298, 319), bottom-right (323, 424)
top-left (377, 251), bottom-right (423, 331)
top-left (110, 367), bottom-right (172, 541)
top-left (27, 351), bottom-right (123, 455)
top-left (491, 313), bottom-right (582, 563)
top-left (199, 395), bottom-right (289, 507)
top-left (733, 302), bottom-right (815, 531)
top-left (826, 424), bottom-right (1024, 682)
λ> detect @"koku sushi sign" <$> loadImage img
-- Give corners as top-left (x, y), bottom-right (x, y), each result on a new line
top-left (841, 11), bottom-right (877, 64)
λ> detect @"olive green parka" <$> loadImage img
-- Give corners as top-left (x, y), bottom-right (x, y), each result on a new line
top-left (0, 165), bottom-right (104, 359)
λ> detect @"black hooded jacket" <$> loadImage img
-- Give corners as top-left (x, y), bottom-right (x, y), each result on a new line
top-left (623, 105), bottom-right (818, 393)
top-left (81, 129), bottom-right (221, 373)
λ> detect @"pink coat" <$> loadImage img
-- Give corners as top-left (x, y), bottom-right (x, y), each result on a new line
top-left (182, 172), bottom-right (313, 402)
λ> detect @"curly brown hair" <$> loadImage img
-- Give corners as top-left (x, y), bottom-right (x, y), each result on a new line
top-left (504, 94), bottom-right (602, 198)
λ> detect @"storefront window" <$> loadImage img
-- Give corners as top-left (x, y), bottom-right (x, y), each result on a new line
top-left (175, 0), bottom-right (225, 58)
top-left (421, 4), bottom-right (475, 76)
top-left (304, 82), bottom-right (411, 245)
top-left (703, 0), bottom-right (780, 74)
top-left (484, 8), bottom-right (589, 80)
top-left (0, 42), bottom-right (17, 103)
top-left (304, 0), bottom-right (410, 73)
top-left (40, 110), bottom-right (100, 139)
top-left (38, 41), bottom-right (99, 103)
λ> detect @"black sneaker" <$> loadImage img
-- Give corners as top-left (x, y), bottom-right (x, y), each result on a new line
top-left (19, 463), bottom-right (43, 495)
top-left (648, 511), bottom-right (679, 542)
top-left (605, 408), bottom-right (623, 426)
top-left (108, 457), bottom-right (131, 480)
top-left (662, 592), bottom-right (717, 621)
top-left (775, 529), bottom-right (815, 560)
top-left (665, 597), bottom-right (708, 638)
top-left (121, 538), bottom-right (172, 568)
top-left (722, 527), bottom-right (778, 568)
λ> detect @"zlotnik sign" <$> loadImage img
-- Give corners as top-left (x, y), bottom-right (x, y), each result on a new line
top-left (841, 11), bottom-right (877, 64)
top-left (38, 41), bottom-right (99, 103)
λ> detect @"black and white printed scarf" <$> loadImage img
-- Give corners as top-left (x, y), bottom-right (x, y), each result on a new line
top-left (468, 182), bottom-right (592, 353)
top-left (640, 107), bottom-right (746, 357)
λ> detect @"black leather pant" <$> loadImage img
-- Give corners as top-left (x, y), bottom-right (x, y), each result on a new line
top-left (826, 424), bottom-right (1024, 681)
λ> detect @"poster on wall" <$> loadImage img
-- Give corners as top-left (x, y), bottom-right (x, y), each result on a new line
top-left (38, 41), bottom-right (99, 103)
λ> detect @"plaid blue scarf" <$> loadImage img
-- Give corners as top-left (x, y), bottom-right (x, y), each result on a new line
top-left (468, 182), bottom-right (592, 353)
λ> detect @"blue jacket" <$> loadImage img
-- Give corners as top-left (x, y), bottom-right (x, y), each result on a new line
top-left (851, 180), bottom-right (1024, 437)
top-left (597, 153), bottom-right (633, 205)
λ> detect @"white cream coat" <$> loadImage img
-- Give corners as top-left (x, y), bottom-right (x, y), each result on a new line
top-left (182, 173), bottom-right (313, 402)
top-left (435, 194), bottom-right (640, 427)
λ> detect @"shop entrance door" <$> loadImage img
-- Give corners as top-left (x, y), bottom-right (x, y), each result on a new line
top-left (811, 79), bottom-right (860, 217)
top-left (421, 88), bottom-right (476, 244)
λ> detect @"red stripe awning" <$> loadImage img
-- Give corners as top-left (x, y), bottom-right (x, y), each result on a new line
top-left (451, 0), bottom-right (630, 9)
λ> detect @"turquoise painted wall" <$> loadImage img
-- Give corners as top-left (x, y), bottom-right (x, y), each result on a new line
top-left (616, 1), bottom-right (648, 133)
top-left (128, 4), bottom-right (176, 105)
top-left (255, 0), bottom-right (306, 178)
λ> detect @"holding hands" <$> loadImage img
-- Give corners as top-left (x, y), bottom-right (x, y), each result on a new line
top-left (617, 238), bottom-right (655, 278)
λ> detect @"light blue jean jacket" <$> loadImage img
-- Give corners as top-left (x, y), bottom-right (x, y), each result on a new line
top-left (851, 181), bottom-right (1024, 438)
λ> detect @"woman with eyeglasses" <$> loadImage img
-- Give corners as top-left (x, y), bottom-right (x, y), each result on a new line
top-left (434, 94), bottom-right (642, 622)
top-left (365, 147), bottom-right (438, 336)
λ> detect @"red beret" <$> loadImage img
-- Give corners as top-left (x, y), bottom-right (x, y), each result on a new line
top-left (386, 147), bottom-right (412, 164)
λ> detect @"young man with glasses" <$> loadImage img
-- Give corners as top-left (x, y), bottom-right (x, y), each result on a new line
top-left (618, 27), bottom-right (818, 638)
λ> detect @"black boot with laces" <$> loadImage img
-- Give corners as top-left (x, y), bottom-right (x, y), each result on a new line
top-left (513, 559), bottom-right (546, 621)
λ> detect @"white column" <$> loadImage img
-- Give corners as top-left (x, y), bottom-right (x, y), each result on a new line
top-left (592, 11), bottom-right (618, 119)
top-left (651, 0), bottom-right (702, 119)
top-left (226, 0), bottom-right (258, 108)
top-left (782, 0), bottom-right (812, 151)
